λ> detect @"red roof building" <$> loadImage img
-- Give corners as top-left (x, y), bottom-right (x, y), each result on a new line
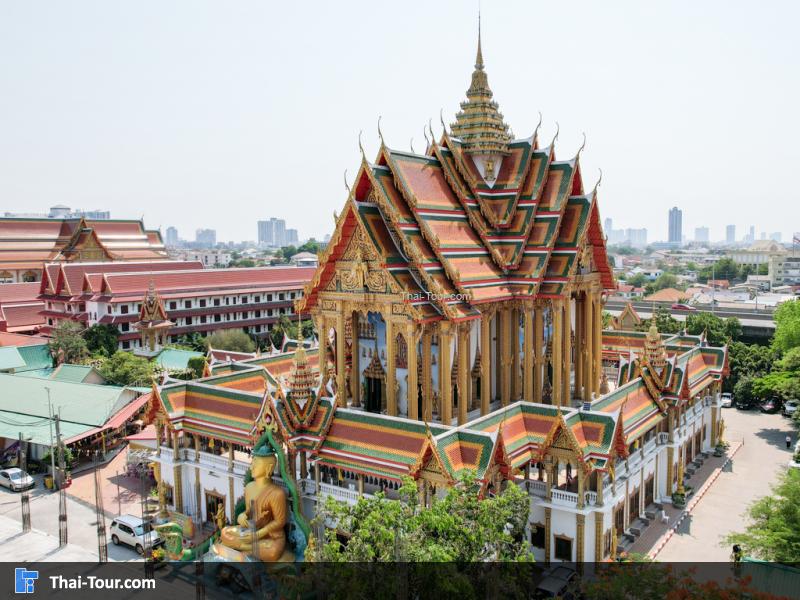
top-left (0, 282), bottom-right (45, 333)
top-left (0, 217), bottom-right (169, 284)
top-left (42, 264), bottom-right (315, 350)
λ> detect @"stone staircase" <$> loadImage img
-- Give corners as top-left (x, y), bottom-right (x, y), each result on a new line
top-left (618, 503), bottom-right (664, 555)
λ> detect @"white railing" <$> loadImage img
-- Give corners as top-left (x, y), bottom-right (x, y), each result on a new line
top-left (585, 491), bottom-right (597, 505)
top-left (657, 432), bottom-right (669, 445)
top-left (603, 484), bottom-right (614, 504)
top-left (199, 452), bottom-right (231, 473)
top-left (550, 489), bottom-right (579, 506)
top-left (159, 447), bottom-right (173, 462)
top-left (318, 481), bottom-right (363, 505)
top-left (522, 479), bottom-right (547, 498)
top-left (643, 437), bottom-right (657, 456)
top-left (628, 453), bottom-right (642, 474)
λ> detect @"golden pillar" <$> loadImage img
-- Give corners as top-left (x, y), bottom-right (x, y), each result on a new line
top-left (511, 307), bottom-right (520, 401)
top-left (173, 465), bottom-right (183, 513)
top-left (544, 507), bottom-right (552, 565)
top-left (595, 471), bottom-right (604, 506)
top-left (533, 305), bottom-right (544, 403)
top-left (562, 294), bottom-right (573, 405)
top-left (457, 324), bottom-right (470, 425)
top-left (351, 312), bottom-right (361, 407)
top-left (386, 320), bottom-right (397, 416)
top-left (228, 476), bottom-right (235, 523)
top-left (577, 465), bottom-right (585, 509)
top-left (500, 306), bottom-right (512, 406)
top-left (583, 291), bottom-right (593, 402)
top-left (439, 323), bottom-right (453, 425)
top-left (574, 295), bottom-right (584, 400)
top-left (155, 420), bottom-right (163, 457)
top-left (300, 452), bottom-right (308, 480)
top-left (593, 290), bottom-right (603, 395)
top-left (594, 511), bottom-right (604, 562)
top-left (195, 466), bottom-right (202, 521)
top-left (576, 513), bottom-right (585, 564)
top-left (335, 311), bottom-right (346, 407)
top-left (523, 305), bottom-right (534, 402)
top-left (666, 445), bottom-right (674, 496)
top-left (407, 324), bottom-right (419, 420)
top-left (710, 405), bottom-right (718, 446)
top-left (480, 313), bottom-right (491, 414)
top-left (551, 299), bottom-right (563, 406)
top-left (422, 329), bottom-right (433, 422)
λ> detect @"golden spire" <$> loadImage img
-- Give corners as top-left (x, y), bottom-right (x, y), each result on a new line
top-left (450, 15), bottom-right (511, 156)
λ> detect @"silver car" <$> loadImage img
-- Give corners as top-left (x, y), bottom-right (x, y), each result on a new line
top-left (110, 515), bottom-right (162, 555)
top-left (0, 468), bottom-right (35, 492)
top-left (720, 393), bottom-right (733, 408)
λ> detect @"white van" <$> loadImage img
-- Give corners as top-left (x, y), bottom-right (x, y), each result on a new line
top-left (109, 514), bottom-right (162, 555)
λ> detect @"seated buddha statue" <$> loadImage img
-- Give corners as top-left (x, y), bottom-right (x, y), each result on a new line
top-left (219, 445), bottom-right (290, 561)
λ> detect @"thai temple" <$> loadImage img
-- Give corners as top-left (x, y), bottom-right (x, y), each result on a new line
top-left (148, 33), bottom-right (729, 565)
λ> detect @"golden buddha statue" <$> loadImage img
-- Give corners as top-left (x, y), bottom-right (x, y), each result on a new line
top-left (218, 446), bottom-right (291, 562)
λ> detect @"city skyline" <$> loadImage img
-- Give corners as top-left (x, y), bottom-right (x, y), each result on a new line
top-left (1, 1), bottom-right (798, 243)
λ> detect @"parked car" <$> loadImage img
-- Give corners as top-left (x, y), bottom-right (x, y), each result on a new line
top-left (720, 393), bottom-right (733, 408)
top-left (0, 468), bottom-right (35, 492)
top-left (735, 396), bottom-right (759, 410)
top-left (110, 515), bottom-right (162, 555)
top-left (760, 398), bottom-right (782, 414)
top-left (671, 303), bottom-right (696, 312)
top-left (783, 400), bottom-right (798, 418)
top-left (535, 566), bottom-right (578, 599)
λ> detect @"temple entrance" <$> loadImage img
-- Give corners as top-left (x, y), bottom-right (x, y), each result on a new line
top-left (205, 491), bottom-right (225, 523)
top-left (614, 502), bottom-right (625, 532)
top-left (629, 489), bottom-right (640, 524)
top-left (645, 475), bottom-right (654, 507)
top-left (364, 375), bottom-right (383, 413)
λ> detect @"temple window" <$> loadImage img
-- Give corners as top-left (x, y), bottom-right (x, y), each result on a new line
top-left (279, 293), bottom-right (285, 301)
top-left (530, 523), bottom-right (546, 549)
top-left (121, 340), bottom-right (130, 350)
top-left (185, 300), bottom-right (192, 309)
top-left (107, 306), bottom-right (111, 314)
top-left (22, 271), bottom-right (37, 282)
top-left (121, 305), bottom-right (129, 314)
top-left (200, 316), bottom-right (207, 324)
top-left (214, 314), bottom-right (221, 322)
top-left (214, 298), bottom-right (220, 307)
top-left (199, 299), bottom-right (206, 308)
top-left (254, 295), bottom-right (260, 302)
top-left (0, 271), bottom-right (12, 283)
top-left (121, 323), bottom-right (129, 332)
top-left (186, 317), bottom-right (192, 325)
top-left (169, 301), bottom-right (177, 310)
top-left (268, 310), bottom-right (273, 317)
top-left (554, 535), bottom-right (572, 561)
top-left (254, 310), bottom-right (261, 318)
top-left (241, 296), bottom-right (247, 303)
top-left (267, 294), bottom-right (273, 302)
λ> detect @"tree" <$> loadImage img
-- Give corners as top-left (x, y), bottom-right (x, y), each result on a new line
top-left (733, 375), bottom-right (756, 404)
top-left (48, 321), bottom-right (88, 364)
top-left (773, 299), bottom-right (800, 354)
top-left (636, 307), bottom-right (681, 335)
top-left (176, 332), bottom-right (207, 353)
top-left (625, 273), bottom-right (647, 288)
top-left (723, 469), bottom-right (800, 563)
top-left (752, 371), bottom-right (800, 402)
top-left (312, 474), bottom-right (532, 564)
top-left (207, 329), bottom-right (255, 353)
top-left (186, 356), bottom-right (207, 379)
top-left (685, 312), bottom-right (741, 346)
top-left (97, 351), bottom-right (156, 386)
top-left (725, 341), bottom-right (777, 392)
top-left (84, 324), bottom-right (120, 357)
top-left (652, 272), bottom-right (678, 291)
top-left (777, 347), bottom-right (800, 373)
top-left (269, 315), bottom-right (314, 349)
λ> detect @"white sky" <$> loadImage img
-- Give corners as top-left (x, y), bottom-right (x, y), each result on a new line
top-left (1, 1), bottom-right (798, 243)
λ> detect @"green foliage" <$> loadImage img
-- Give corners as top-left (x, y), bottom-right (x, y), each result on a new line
top-left (733, 376), bottom-right (756, 404)
top-left (636, 307), bottom-right (681, 335)
top-left (697, 257), bottom-right (740, 283)
top-left (311, 473), bottom-right (532, 563)
top-left (685, 312), bottom-right (741, 346)
top-left (175, 332), bottom-right (207, 353)
top-left (726, 341), bottom-right (777, 392)
top-left (652, 272), bottom-right (678, 291)
top-left (777, 347), bottom-right (800, 373)
top-left (84, 324), bottom-right (120, 357)
top-left (97, 351), bottom-right (156, 386)
top-left (269, 315), bottom-right (314, 348)
top-left (186, 356), bottom-right (207, 379)
top-left (773, 299), bottom-right (800, 354)
top-left (625, 273), bottom-right (647, 288)
top-left (229, 258), bottom-right (256, 268)
top-left (41, 446), bottom-right (74, 469)
top-left (207, 329), bottom-right (255, 353)
top-left (48, 321), bottom-right (88, 364)
top-left (723, 468), bottom-right (800, 563)
top-left (752, 371), bottom-right (800, 401)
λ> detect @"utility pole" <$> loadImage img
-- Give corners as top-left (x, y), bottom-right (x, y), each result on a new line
top-left (46, 388), bottom-right (56, 491)
top-left (19, 432), bottom-right (30, 533)
top-left (94, 451), bottom-right (108, 563)
top-left (55, 411), bottom-right (67, 546)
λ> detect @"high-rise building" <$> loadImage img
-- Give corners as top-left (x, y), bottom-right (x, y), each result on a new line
top-left (668, 207), bottom-right (682, 245)
top-left (770, 232), bottom-right (782, 243)
top-left (604, 217), bottom-right (613, 232)
top-left (257, 218), bottom-right (287, 247)
top-left (165, 226), bottom-right (179, 246)
top-left (694, 227), bottom-right (709, 243)
top-left (195, 228), bottom-right (217, 246)
top-left (286, 228), bottom-right (299, 244)
top-left (625, 228), bottom-right (647, 248)
top-left (725, 224), bottom-right (736, 244)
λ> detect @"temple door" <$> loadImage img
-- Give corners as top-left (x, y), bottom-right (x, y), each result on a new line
top-left (365, 376), bottom-right (383, 413)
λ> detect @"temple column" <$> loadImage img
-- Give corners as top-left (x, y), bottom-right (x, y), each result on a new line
top-left (666, 446), bottom-right (674, 496)
top-left (351, 312), bottom-right (361, 407)
top-left (480, 313), bottom-right (491, 415)
top-left (511, 306), bottom-right (520, 401)
top-left (595, 471), bottom-right (604, 506)
top-left (335, 312), bottom-right (346, 407)
top-left (710, 405), bottom-right (718, 446)
top-left (533, 305), bottom-right (544, 403)
top-left (407, 324), bottom-right (419, 421)
top-left (422, 329), bottom-right (433, 422)
top-left (576, 513), bottom-right (585, 565)
top-left (439, 323), bottom-right (453, 425)
top-left (228, 443), bottom-right (234, 472)
top-left (155, 420), bottom-right (163, 457)
top-left (577, 465), bottom-right (585, 509)
top-left (386, 320), bottom-right (397, 416)
top-left (544, 507), bottom-right (552, 565)
top-left (574, 295), bottom-right (584, 400)
top-left (593, 289), bottom-right (603, 395)
top-left (457, 324), bottom-right (469, 425)
top-left (500, 306), bottom-right (512, 406)
top-left (172, 433), bottom-right (183, 513)
top-left (523, 305), bottom-right (534, 402)
top-left (551, 299), bottom-right (563, 406)
top-left (194, 435), bottom-right (200, 462)
top-left (583, 291), bottom-right (593, 403)
top-left (562, 293), bottom-right (573, 406)
top-left (314, 461), bottom-right (321, 495)
top-left (594, 511), bottom-right (604, 562)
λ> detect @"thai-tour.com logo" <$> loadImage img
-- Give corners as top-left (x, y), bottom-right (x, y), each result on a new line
top-left (13, 567), bottom-right (156, 593)
top-left (14, 568), bottom-right (38, 594)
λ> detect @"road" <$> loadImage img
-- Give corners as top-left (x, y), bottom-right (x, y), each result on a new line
top-left (656, 408), bottom-right (796, 562)
top-left (605, 299), bottom-right (776, 322)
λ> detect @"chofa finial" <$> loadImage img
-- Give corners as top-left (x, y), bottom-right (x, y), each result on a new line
top-left (377, 115), bottom-right (384, 145)
top-left (358, 130), bottom-right (365, 158)
top-left (343, 169), bottom-right (351, 194)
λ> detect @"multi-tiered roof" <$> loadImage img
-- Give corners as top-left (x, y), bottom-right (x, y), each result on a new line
top-left (299, 35), bottom-right (613, 320)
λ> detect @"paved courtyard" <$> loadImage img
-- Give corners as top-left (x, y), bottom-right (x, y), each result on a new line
top-left (654, 408), bottom-right (796, 561)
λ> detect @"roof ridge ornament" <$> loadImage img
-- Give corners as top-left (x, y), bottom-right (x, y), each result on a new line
top-left (377, 115), bottom-right (385, 146)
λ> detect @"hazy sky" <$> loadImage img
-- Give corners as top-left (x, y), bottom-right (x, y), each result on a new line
top-left (1, 1), bottom-right (798, 243)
